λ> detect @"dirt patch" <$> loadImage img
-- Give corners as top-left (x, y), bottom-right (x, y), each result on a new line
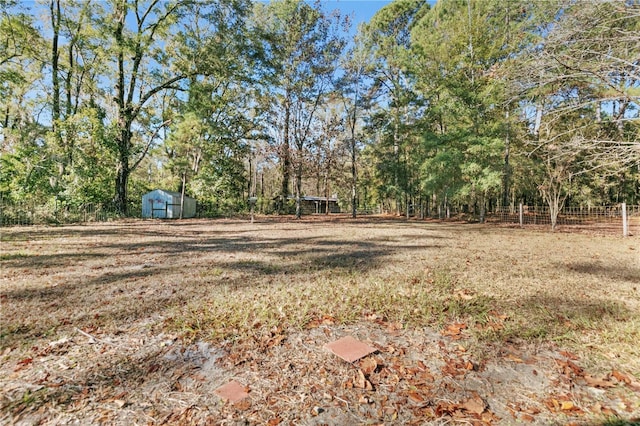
top-left (2, 321), bottom-right (639, 425)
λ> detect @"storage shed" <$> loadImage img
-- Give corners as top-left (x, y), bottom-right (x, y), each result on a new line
top-left (289, 195), bottom-right (340, 214)
top-left (142, 189), bottom-right (196, 219)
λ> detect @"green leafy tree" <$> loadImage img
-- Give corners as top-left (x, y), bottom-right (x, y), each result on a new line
top-left (411, 0), bottom-right (531, 219)
top-left (164, 0), bottom-right (259, 213)
top-left (511, 0), bottom-right (640, 224)
top-left (255, 0), bottom-right (345, 217)
top-left (0, 4), bottom-right (50, 204)
top-left (360, 0), bottom-right (428, 216)
top-left (337, 39), bottom-right (372, 218)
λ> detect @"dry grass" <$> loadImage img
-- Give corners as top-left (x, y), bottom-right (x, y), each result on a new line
top-left (1, 217), bottom-right (639, 424)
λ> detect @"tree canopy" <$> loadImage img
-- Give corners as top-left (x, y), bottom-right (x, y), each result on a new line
top-left (1, 0), bottom-right (638, 219)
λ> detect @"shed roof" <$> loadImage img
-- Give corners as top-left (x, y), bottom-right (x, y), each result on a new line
top-left (145, 189), bottom-right (195, 200)
top-left (286, 195), bottom-right (338, 202)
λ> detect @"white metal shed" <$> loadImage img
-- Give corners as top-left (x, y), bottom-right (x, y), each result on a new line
top-left (141, 189), bottom-right (196, 219)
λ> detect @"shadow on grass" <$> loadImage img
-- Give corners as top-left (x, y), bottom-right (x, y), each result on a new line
top-left (0, 219), bottom-right (247, 242)
top-left (562, 262), bottom-right (640, 285)
top-left (0, 220), bottom-right (445, 348)
top-left (1, 251), bottom-right (107, 268)
top-left (475, 294), bottom-right (632, 343)
top-left (3, 218), bottom-right (634, 354)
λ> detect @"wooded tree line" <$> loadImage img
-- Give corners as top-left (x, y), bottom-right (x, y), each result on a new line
top-left (1, 0), bottom-right (638, 225)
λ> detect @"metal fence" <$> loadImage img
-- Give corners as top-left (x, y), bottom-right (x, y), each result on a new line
top-left (490, 204), bottom-right (639, 236)
top-left (0, 200), bottom-right (141, 226)
top-left (1, 197), bottom-right (637, 237)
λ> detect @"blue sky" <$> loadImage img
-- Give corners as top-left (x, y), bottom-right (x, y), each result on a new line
top-left (323, 0), bottom-right (393, 26)
top-left (318, 0), bottom-right (394, 41)
top-left (18, 0), bottom-right (394, 33)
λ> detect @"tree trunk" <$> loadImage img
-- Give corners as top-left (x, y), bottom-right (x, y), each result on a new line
top-left (351, 139), bottom-right (357, 218)
top-left (394, 113), bottom-right (400, 216)
top-left (114, 2), bottom-right (128, 215)
top-left (115, 151), bottom-right (129, 216)
top-left (502, 109), bottom-right (510, 208)
top-left (540, 166), bottom-right (569, 231)
top-left (295, 163), bottom-right (302, 219)
top-left (281, 90), bottom-right (291, 212)
top-left (349, 87), bottom-right (358, 219)
top-left (50, 0), bottom-right (60, 125)
top-left (324, 156), bottom-right (330, 215)
top-left (64, 39), bottom-right (75, 167)
top-left (50, 0), bottom-right (62, 164)
top-left (180, 171), bottom-right (186, 220)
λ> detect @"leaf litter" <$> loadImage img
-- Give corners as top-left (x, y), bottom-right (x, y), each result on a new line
top-left (2, 318), bottom-right (639, 425)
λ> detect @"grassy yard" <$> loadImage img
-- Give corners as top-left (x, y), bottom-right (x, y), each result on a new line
top-left (1, 217), bottom-right (639, 425)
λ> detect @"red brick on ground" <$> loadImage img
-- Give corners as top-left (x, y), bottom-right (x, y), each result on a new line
top-left (324, 336), bottom-right (377, 363)
top-left (213, 380), bottom-right (249, 403)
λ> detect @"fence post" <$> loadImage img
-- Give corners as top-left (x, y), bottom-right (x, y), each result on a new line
top-left (519, 202), bottom-right (523, 228)
top-left (622, 202), bottom-right (628, 237)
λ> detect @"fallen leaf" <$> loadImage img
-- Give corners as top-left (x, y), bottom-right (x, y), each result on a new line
top-left (561, 401), bottom-right (576, 411)
top-left (505, 354), bottom-right (524, 363)
top-left (267, 417), bottom-right (281, 425)
top-left (417, 370), bottom-right (435, 383)
top-left (521, 414), bottom-right (535, 422)
top-left (584, 375), bottom-right (616, 389)
top-left (482, 411), bottom-right (501, 423)
top-left (360, 357), bottom-right (377, 375)
top-left (112, 391), bottom-right (127, 400)
top-left (559, 350), bottom-right (579, 360)
top-left (17, 357), bottom-right (33, 366)
top-left (524, 406), bottom-right (541, 415)
top-left (455, 289), bottom-right (474, 300)
top-left (354, 370), bottom-right (373, 390)
top-left (442, 323), bottom-right (467, 339)
top-left (113, 399), bottom-right (126, 409)
top-left (435, 401), bottom-right (458, 416)
top-left (462, 396), bottom-right (486, 414)
top-left (545, 398), bottom-right (560, 411)
top-left (358, 395), bottom-right (373, 404)
top-left (14, 357), bottom-right (33, 371)
top-left (408, 391), bottom-right (425, 403)
top-left (489, 310), bottom-right (508, 321)
top-left (386, 321), bottom-right (403, 332)
top-left (612, 370), bottom-right (631, 384)
top-left (556, 359), bottom-right (583, 376)
top-left (233, 399), bottom-right (251, 410)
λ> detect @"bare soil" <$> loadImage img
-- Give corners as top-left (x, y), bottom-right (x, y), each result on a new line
top-left (1, 217), bottom-right (639, 425)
